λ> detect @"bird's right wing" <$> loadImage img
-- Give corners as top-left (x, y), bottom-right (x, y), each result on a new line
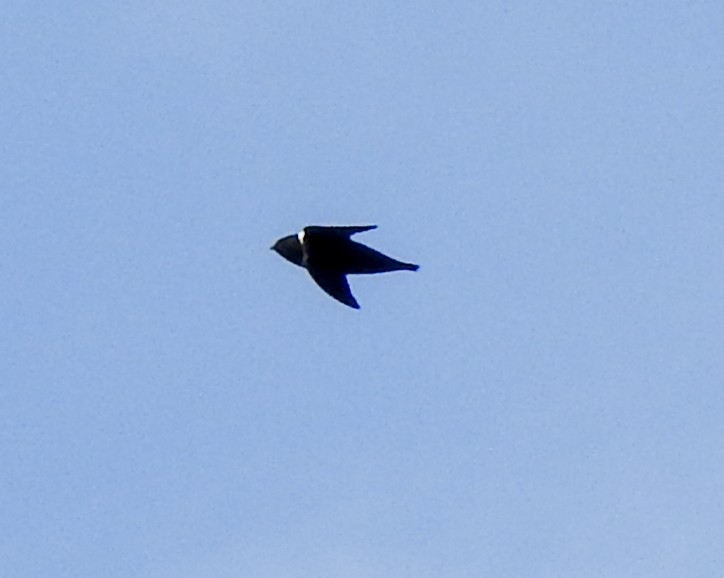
top-left (308, 269), bottom-right (360, 309)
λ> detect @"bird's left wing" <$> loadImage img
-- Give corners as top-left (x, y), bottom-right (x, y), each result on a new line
top-left (304, 225), bottom-right (377, 238)
top-left (307, 268), bottom-right (360, 309)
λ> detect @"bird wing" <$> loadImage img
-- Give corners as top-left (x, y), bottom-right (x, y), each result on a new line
top-left (304, 225), bottom-right (377, 238)
top-left (307, 268), bottom-right (360, 309)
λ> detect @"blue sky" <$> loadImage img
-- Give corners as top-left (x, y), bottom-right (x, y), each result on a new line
top-left (2, 2), bottom-right (724, 576)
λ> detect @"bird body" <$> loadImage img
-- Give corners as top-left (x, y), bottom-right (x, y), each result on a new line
top-left (271, 225), bottom-right (419, 309)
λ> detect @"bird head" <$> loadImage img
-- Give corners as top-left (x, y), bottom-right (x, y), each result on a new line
top-left (271, 234), bottom-right (304, 267)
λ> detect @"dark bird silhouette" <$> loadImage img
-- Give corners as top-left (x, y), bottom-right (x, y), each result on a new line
top-left (271, 225), bottom-right (419, 309)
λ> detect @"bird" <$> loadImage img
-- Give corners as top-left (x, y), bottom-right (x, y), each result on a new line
top-left (271, 225), bottom-right (419, 309)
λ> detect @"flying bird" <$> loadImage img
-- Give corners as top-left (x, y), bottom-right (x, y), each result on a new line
top-left (271, 225), bottom-right (419, 309)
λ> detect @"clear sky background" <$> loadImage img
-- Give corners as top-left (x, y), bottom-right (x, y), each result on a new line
top-left (2, 2), bottom-right (723, 577)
